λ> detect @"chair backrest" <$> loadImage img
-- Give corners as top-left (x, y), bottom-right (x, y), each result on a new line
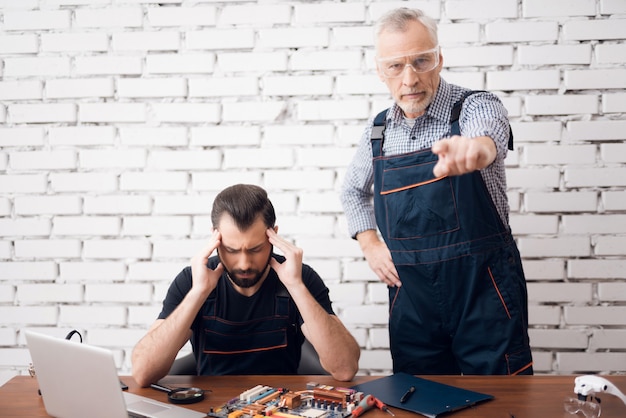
top-left (168, 350), bottom-right (197, 375)
top-left (296, 339), bottom-right (327, 375)
top-left (168, 339), bottom-right (328, 376)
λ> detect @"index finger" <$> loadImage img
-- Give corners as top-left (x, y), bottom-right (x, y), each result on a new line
top-left (266, 228), bottom-right (283, 246)
top-left (266, 228), bottom-right (294, 252)
top-left (432, 138), bottom-right (449, 155)
top-left (198, 229), bottom-right (222, 259)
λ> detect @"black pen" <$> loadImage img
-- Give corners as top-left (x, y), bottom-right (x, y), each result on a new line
top-left (400, 386), bottom-right (415, 403)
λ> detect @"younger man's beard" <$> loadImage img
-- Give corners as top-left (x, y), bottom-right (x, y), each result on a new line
top-left (218, 247), bottom-right (273, 289)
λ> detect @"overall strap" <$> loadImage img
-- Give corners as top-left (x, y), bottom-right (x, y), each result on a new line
top-left (274, 280), bottom-right (291, 317)
top-left (450, 90), bottom-right (514, 150)
top-left (371, 108), bottom-right (389, 141)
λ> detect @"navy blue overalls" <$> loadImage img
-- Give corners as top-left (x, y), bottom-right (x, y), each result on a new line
top-left (194, 277), bottom-right (302, 375)
top-left (371, 95), bottom-right (533, 375)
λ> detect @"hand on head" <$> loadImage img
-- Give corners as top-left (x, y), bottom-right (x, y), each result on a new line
top-left (266, 228), bottom-right (304, 288)
top-left (190, 229), bottom-right (224, 296)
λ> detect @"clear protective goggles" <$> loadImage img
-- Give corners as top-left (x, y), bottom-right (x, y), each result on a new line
top-left (376, 46), bottom-right (440, 78)
top-left (563, 396), bottom-right (602, 418)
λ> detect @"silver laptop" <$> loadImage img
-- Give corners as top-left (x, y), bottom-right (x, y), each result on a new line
top-left (25, 330), bottom-right (206, 418)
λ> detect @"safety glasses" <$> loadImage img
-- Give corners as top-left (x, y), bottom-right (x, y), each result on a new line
top-left (563, 396), bottom-right (602, 418)
top-left (376, 46), bottom-right (440, 78)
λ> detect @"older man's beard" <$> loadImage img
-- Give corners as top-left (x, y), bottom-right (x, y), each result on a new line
top-left (398, 90), bottom-right (433, 116)
top-left (219, 249), bottom-right (273, 289)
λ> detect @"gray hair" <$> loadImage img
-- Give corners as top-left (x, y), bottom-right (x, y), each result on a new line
top-left (375, 8), bottom-right (439, 47)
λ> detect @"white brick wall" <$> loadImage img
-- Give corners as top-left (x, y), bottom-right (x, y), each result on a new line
top-left (1, 0), bottom-right (625, 383)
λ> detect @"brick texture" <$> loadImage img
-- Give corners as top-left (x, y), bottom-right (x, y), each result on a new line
top-left (1, 0), bottom-right (624, 383)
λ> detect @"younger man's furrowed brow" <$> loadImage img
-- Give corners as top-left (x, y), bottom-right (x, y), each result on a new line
top-left (222, 241), bottom-right (268, 253)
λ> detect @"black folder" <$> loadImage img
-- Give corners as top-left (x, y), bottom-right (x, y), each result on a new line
top-left (351, 372), bottom-right (493, 418)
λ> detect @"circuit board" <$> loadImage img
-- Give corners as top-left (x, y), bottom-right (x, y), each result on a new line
top-left (207, 383), bottom-right (365, 418)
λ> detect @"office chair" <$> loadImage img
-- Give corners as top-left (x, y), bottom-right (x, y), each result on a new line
top-left (168, 339), bottom-right (328, 375)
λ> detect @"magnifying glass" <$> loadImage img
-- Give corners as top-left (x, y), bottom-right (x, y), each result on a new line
top-left (150, 383), bottom-right (207, 404)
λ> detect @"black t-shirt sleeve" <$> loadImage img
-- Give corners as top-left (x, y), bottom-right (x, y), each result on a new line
top-left (158, 256), bottom-right (221, 322)
top-left (158, 266), bottom-right (193, 320)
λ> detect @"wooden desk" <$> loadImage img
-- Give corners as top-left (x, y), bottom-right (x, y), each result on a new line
top-left (1, 374), bottom-right (625, 417)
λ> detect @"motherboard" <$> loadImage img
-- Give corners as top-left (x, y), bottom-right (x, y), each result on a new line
top-left (207, 383), bottom-right (364, 418)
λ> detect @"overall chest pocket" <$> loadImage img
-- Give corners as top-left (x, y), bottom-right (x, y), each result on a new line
top-left (202, 316), bottom-right (291, 354)
top-left (380, 151), bottom-right (460, 240)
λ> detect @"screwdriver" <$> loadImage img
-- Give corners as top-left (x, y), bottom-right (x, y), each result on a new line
top-left (371, 395), bottom-right (395, 416)
top-left (352, 394), bottom-right (395, 417)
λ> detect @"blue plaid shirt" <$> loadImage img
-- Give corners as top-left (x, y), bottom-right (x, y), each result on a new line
top-left (341, 78), bottom-right (511, 239)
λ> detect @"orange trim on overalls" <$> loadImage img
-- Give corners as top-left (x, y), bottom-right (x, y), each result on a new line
top-left (380, 176), bottom-right (447, 195)
top-left (510, 361), bottom-right (534, 375)
top-left (488, 267), bottom-right (511, 319)
top-left (204, 343), bottom-right (288, 355)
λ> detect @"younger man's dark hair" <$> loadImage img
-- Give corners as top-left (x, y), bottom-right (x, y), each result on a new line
top-left (211, 184), bottom-right (276, 230)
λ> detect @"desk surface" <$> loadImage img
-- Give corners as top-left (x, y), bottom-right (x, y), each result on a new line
top-left (1, 374), bottom-right (626, 418)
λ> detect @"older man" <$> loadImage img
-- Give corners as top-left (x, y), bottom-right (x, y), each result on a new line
top-left (341, 8), bottom-right (532, 375)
